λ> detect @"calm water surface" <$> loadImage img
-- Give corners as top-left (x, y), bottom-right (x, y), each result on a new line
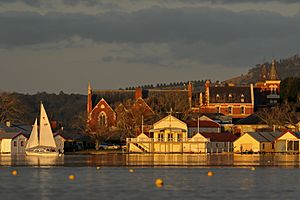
top-left (1, 154), bottom-right (300, 199)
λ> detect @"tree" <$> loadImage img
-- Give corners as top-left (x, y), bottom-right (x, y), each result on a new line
top-left (115, 104), bottom-right (135, 143)
top-left (280, 77), bottom-right (300, 103)
top-left (0, 92), bottom-right (26, 123)
top-left (256, 102), bottom-right (300, 130)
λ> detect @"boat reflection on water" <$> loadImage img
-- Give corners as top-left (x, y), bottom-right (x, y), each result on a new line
top-left (25, 155), bottom-right (62, 167)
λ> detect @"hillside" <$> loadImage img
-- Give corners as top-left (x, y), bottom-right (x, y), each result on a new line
top-left (226, 54), bottom-right (300, 85)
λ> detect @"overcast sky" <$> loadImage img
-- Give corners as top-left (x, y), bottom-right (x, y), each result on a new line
top-left (1, 0), bottom-right (300, 94)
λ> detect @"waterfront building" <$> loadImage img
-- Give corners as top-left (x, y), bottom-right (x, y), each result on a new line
top-left (127, 114), bottom-right (237, 153)
top-left (274, 130), bottom-right (300, 153)
top-left (54, 130), bottom-right (93, 153)
top-left (0, 132), bottom-right (28, 154)
top-left (233, 132), bottom-right (282, 153)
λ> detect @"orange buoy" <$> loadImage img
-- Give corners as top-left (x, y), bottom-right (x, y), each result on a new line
top-left (155, 178), bottom-right (164, 187)
top-left (11, 170), bottom-right (18, 176)
top-left (207, 171), bottom-right (213, 176)
top-left (68, 174), bottom-right (76, 180)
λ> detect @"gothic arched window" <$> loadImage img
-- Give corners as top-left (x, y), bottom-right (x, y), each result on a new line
top-left (99, 112), bottom-right (107, 127)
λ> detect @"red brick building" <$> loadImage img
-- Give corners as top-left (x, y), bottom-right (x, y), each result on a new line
top-left (193, 80), bottom-right (255, 120)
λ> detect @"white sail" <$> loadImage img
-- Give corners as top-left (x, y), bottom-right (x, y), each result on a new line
top-left (39, 103), bottom-right (57, 148)
top-left (26, 118), bottom-right (39, 149)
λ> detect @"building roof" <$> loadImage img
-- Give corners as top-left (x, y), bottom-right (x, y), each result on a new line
top-left (54, 130), bottom-right (92, 142)
top-left (234, 114), bottom-right (267, 125)
top-left (247, 132), bottom-right (282, 142)
top-left (185, 120), bottom-right (220, 128)
top-left (209, 86), bottom-right (252, 103)
top-left (0, 132), bottom-right (28, 139)
top-left (200, 132), bottom-right (238, 142)
top-left (0, 123), bottom-right (31, 135)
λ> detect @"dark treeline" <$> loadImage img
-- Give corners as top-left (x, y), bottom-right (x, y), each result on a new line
top-left (0, 91), bottom-right (86, 128)
top-left (124, 80), bottom-right (206, 90)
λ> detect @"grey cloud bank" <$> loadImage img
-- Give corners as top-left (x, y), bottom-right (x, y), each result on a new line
top-left (0, 1), bottom-right (299, 93)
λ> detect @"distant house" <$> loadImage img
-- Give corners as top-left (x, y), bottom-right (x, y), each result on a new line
top-left (274, 130), bottom-right (300, 153)
top-left (54, 130), bottom-right (93, 153)
top-left (233, 132), bottom-right (282, 153)
top-left (0, 132), bottom-right (28, 154)
top-left (232, 114), bottom-right (270, 136)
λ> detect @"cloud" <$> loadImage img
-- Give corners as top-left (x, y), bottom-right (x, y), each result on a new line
top-left (0, 7), bottom-right (299, 47)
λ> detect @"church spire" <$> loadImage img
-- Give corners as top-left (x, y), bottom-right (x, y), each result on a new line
top-left (260, 64), bottom-right (267, 81)
top-left (87, 81), bottom-right (92, 114)
top-left (270, 59), bottom-right (278, 80)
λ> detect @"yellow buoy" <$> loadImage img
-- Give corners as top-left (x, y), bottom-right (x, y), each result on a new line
top-left (68, 174), bottom-right (76, 180)
top-left (129, 169), bottom-right (134, 173)
top-left (207, 171), bottom-right (213, 176)
top-left (251, 167), bottom-right (256, 171)
top-left (11, 170), bottom-right (18, 176)
top-left (96, 166), bottom-right (101, 170)
top-left (155, 178), bottom-right (164, 188)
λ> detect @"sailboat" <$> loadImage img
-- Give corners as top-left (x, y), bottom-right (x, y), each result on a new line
top-left (25, 103), bottom-right (58, 156)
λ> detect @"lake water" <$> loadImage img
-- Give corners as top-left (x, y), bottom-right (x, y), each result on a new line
top-left (1, 154), bottom-right (300, 199)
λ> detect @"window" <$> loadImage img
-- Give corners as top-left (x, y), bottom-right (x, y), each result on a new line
top-left (20, 141), bottom-right (24, 146)
top-left (98, 112), bottom-right (107, 127)
top-left (228, 94), bottom-right (233, 102)
top-left (272, 143), bottom-right (274, 149)
top-left (241, 107), bottom-right (245, 114)
top-left (216, 106), bottom-right (220, 113)
top-left (168, 134), bottom-right (173, 141)
top-left (228, 106), bottom-right (232, 114)
top-left (158, 133), bottom-right (164, 141)
top-left (216, 94), bottom-right (220, 101)
top-left (262, 143), bottom-right (265, 149)
top-left (177, 133), bottom-right (182, 142)
top-left (13, 141), bottom-right (17, 147)
top-left (241, 94), bottom-right (245, 102)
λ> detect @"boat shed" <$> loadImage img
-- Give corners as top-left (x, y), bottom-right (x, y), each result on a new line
top-left (234, 132), bottom-right (282, 153)
top-left (0, 132), bottom-right (28, 154)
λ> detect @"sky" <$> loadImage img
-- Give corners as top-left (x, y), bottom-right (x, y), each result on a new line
top-left (1, 0), bottom-right (300, 94)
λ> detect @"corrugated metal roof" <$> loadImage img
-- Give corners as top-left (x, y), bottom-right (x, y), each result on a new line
top-left (248, 132), bottom-right (282, 142)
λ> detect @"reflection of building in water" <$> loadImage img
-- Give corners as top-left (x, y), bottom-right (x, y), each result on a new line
top-left (127, 114), bottom-right (237, 153)
top-left (234, 130), bottom-right (300, 153)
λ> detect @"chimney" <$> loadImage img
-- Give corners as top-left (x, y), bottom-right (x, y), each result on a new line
top-left (135, 87), bottom-right (142, 100)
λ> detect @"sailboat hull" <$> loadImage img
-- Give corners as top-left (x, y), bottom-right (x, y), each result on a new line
top-left (26, 147), bottom-right (58, 156)
top-left (26, 151), bottom-right (58, 156)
